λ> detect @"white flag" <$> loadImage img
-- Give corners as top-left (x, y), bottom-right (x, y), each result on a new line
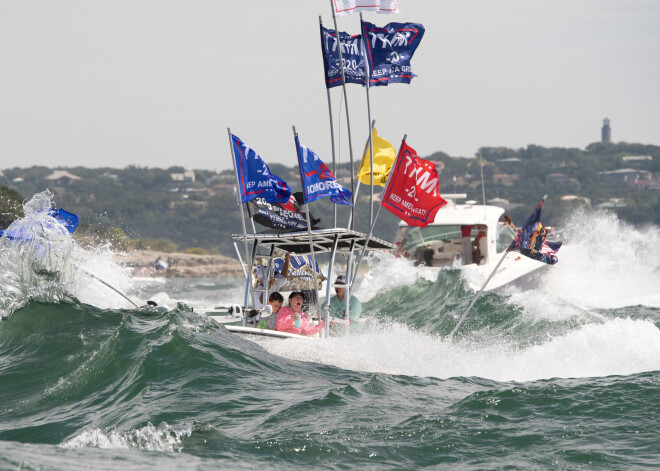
top-left (332, 0), bottom-right (399, 16)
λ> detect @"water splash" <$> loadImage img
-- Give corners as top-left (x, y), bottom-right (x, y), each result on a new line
top-left (61, 422), bottom-right (193, 452)
top-left (0, 190), bottom-right (138, 317)
top-left (535, 209), bottom-right (660, 308)
top-left (261, 316), bottom-right (660, 382)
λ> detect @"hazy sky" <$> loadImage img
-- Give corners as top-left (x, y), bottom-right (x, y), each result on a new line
top-left (1, 1), bottom-right (659, 172)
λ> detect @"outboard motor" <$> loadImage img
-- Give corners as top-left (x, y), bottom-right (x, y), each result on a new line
top-left (227, 304), bottom-right (243, 318)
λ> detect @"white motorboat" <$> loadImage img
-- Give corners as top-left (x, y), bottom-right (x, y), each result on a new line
top-left (202, 228), bottom-right (396, 339)
top-left (393, 194), bottom-right (548, 291)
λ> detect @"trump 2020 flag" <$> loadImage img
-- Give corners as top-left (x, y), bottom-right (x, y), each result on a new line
top-left (357, 128), bottom-right (396, 186)
top-left (320, 23), bottom-right (366, 88)
top-left (295, 135), bottom-right (353, 206)
top-left (381, 140), bottom-right (447, 227)
top-left (332, 0), bottom-right (399, 16)
top-left (507, 199), bottom-right (562, 264)
top-left (362, 20), bottom-right (425, 86)
top-left (231, 134), bottom-right (291, 204)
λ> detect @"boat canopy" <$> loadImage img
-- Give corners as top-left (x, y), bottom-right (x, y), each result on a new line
top-left (232, 228), bottom-right (396, 255)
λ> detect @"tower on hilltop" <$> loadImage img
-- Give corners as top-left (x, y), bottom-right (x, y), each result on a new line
top-left (601, 118), bottom-right (611, 143)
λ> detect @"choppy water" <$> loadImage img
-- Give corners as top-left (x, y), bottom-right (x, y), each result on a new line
top-left (1, 195), bottom-right (659, 469)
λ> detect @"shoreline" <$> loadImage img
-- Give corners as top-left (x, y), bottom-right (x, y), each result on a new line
top-left (123, 250), bottom-right (244, 278)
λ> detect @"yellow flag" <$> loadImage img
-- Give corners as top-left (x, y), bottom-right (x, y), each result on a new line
top-left (357, 128), bottom-right (397, 186)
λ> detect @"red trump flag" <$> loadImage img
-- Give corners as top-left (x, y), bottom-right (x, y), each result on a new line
top-left (381, 140), bottom-right (447, 227)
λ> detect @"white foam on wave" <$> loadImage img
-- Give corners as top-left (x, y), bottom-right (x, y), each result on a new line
top-left (533, 209), bottom-right (660, 309)
top-left (60, 422), bottom-right (193, 452)
top-left (262, 316), bottom-right (660, 383)
top-left (355, 251), bottom-right (439, 302)
top-left (68, 243), bottom-right (140, 309)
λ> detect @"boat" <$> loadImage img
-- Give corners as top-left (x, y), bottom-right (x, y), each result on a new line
top-left (393, 194), bottom-right (549, 291)
top-left (203, 227), bottom-right (396, 339)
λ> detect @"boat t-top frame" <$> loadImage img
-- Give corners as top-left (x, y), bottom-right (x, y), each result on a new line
top-left (232, 227), bottom-right (396, 337)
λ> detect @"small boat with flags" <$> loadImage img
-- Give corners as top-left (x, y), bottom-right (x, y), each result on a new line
top-left (393, 193), bottom-right (552, 291)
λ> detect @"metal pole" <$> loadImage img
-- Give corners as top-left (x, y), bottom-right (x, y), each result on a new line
top-left (232, 241), bottom-right (247, 278)
top-left (448, 250), bottom-right (509, 339)
top-left (321, 16), bottom-right (338, 228)
top-left (305, 204), bottom-right (322, 319)
top-left (82, 268), bottom-right (139, 308)
top-left (243, 240), bottom-right (259, 327)
top-left (344, 239), bottom-right (357, 336)
top-left (293, 125), bottom-right (323, 320)
top-left (324, 234), bottom-right (340, 338)
top-left (346, 181), bottom-right (360, 229)
top-left (351, 134), bottom-right (406, 285)
top-left (360, 14), bottom-right (375, 229)
top-left (350, 203), bottom-right (383, 286)
top-left (329, 0), bottom-right (356, 229)
top-left (227, 128), bottom-right (251, 269)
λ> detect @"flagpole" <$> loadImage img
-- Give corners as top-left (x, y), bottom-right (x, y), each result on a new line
top-left (293, 125), bottom-right (322, 319)
top-left (346, 117), bottom-right (374, 231)
top-left (329, 0), bottom-right (356, 230)
top-left (449, 194), bottom-right (549, 339)
top-left (448, 251), bottom-right (509, 340)
top-left (350, 134), bottom-right (406, 286)
top-left (320, 16), bottom-right (338, 229)
top-left (227, 128), bottom-right (251, 271)
top-left (360, 14), bottom-right (375, 230)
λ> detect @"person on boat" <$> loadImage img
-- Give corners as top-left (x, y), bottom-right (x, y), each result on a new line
top-left (254, 253), bottom-right (290, 309)
top-left (261, 291), bottom-right (283, 330)
top-left (502, 214), bottom-right (516, 231)
top-left (329, 275), bottom-right (362, 333)
top-left (473, 225), bottom-right (488, 264)
top-left (276, 291), bottom-right (325, 336)
top-left (461, 225), bottom-right (473, 265)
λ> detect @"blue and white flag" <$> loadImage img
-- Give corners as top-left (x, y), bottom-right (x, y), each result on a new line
top-left (295, 135), bottom-right (353, 206)
top-left (320, 23), bottom-right (366, 89)
top-left (231, 134), bottom-right (291, 204)
top-left (361, 20), bottom-right (425, 86)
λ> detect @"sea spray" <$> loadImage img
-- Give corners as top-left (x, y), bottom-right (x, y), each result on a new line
top-left (261, 315), bottom-right (660, 382)
top-left (0, 190), bottom-right (139, 317)
top-left (536, 208), bottom-right (660, 308)
top-left (0, 190), bottom-right (76, 316)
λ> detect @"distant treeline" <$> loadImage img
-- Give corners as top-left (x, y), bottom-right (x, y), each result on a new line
top-left (1, 140), bottom-right (658, 256)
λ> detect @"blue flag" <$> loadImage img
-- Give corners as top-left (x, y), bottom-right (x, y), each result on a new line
top-left (295, 135), bottom-right (353, 206)
top-left (48, 208), bottom-right (79, 234)
top-left (0, 208), bottom-right (79, 240)
top-left (232, 134), bottom-right (292, 204)
top-left (361, 20), bottom-right (425, 87)
top-left (320, 23), bottom-right (366, 88)
top-left (507, 199), bottom-right (562, 265)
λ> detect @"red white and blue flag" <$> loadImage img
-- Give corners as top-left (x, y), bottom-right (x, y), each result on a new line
top-left (295, 135), bottom-right (353, 206)
top-left (231, 134), bottom-right (291, 204)
top-left (381, 140), bottom-right (446, 227)
top-left (507, 199), bottom-right (562, 264)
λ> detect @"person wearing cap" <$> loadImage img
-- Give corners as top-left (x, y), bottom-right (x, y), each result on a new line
top-left (329, 275), bottom-right (362, 333)
top-left (276, 291), bottom-right (325, 336)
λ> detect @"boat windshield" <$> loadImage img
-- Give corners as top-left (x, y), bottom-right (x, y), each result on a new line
top-left (400, 225), bottom-right (461, 253)
top-left (496, 225), bottom-right (517, 253)
top-left (397, 225), bottom-right (481, 267)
